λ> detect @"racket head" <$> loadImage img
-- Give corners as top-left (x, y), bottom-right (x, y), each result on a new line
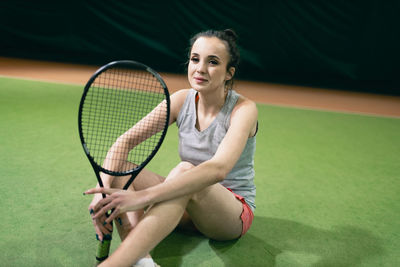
top-left (78, 60), bottom-right (170, 178)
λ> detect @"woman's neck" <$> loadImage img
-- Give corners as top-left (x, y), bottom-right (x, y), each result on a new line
top-left (196, 88), bottom-right (228, 116)
top-left (194, 88), bottom-right (228, 132)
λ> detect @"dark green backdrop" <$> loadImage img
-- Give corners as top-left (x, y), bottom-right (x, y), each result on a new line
top-left (0, 1), bottom-right (398, 94)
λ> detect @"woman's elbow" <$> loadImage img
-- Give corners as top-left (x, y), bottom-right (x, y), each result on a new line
top-left (211, 162), bottom-right (230, 183)
top-left (200, 160), bottom-right (231, 183)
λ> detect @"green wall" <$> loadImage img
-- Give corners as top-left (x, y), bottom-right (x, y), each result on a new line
top-left (0, 1), bottom-right (398, 94)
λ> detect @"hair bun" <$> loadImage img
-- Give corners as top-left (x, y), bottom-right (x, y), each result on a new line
top-left (223, 29), bottom-right (238, 42)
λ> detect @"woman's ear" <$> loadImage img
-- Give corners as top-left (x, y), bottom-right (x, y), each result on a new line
top-left (226, 67), bottom-right (235, 81)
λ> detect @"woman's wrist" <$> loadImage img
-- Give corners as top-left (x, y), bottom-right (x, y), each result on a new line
top-left (142, 186), bottom-right (159, 207)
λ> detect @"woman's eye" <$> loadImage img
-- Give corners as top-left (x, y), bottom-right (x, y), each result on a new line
top-left (210, 60), bottom-right (219, 65)
top-left (190, 57), bottom-right (199, 63)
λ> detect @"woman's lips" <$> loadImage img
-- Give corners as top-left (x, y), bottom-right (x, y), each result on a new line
top-left (194, 77), bottom-right (207, 83)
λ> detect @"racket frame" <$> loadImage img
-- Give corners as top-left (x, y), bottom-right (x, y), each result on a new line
top-left (78, 60), bottom-right (170, 180)
top-left (78, 60), bottom-right (170, 263)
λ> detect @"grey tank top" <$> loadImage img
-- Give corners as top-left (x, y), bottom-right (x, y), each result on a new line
top-left (176, 89), bottom-right (256, 211)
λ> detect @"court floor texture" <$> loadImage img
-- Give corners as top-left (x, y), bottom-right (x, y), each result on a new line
top-left (0, 57), bottom-right (399, 266)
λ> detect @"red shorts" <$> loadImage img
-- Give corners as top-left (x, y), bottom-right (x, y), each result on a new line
top-left (227, 188), bottom-right (254, 236)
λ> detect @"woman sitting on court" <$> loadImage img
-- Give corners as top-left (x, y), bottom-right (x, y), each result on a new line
top-left (85, 29), bottom-right (258, 267)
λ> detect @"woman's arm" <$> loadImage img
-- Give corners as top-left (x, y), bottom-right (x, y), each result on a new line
top-left (148, 97), bottom-right (258, 202)
top-left (87, 89), bottom-right (191, 237)
top-left (87, 97), bottom-right (258, 221)
top-left (92, 90), bottom-right (190, 187)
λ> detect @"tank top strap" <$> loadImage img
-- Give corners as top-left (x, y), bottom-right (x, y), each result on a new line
top-left (220, 90), bottom-right (239, 131)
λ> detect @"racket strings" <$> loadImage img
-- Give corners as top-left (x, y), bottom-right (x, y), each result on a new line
top-left (81, 67), bottom-right (167, 173)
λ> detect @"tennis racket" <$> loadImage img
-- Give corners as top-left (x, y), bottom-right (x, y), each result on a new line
top-left (78, 60), bottom-right (170, 265)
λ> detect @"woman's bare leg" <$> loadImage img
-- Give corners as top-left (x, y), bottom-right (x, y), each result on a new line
top-left (102, 192), bottom-right (191, 266)
top-left (99, 162), bottom-right (244, 267)
top-left (110, 166), bottom-right (165, 263)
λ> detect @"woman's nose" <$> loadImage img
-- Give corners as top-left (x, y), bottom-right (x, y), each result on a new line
top-left (196, 61), bottom-right (207, 73)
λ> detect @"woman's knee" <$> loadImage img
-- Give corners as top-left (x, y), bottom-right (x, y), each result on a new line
top-left (176, 161), bottom-right (195, 172)
top-left (166, 161), bottom-right (195, 180)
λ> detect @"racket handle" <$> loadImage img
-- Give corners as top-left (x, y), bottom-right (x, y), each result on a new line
top-left (95, 232), bottom-right (113, 265)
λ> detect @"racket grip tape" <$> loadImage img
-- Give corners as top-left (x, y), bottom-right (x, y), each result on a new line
top-left (95, 233), bottom-right (112, 264)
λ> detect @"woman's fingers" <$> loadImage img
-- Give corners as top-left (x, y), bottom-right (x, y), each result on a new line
top-left (91, 194), bottom-right (123, 224)
top-left (84, 187), bottom-right (119, 196)
top-left (92, 218), bottom-right (104, 240)
top-left (90, 209), bottom-right (112, 241)
top-left (93, 195), bottom-right (114, 212)
top-left (85, 188), bottom-right (144, 229)
top-left (86, 189), bottom-right (119, 241)
top-left (93, 200), bottom-right (117, 220)
top-left (105, 208), bottom-right (120, 224)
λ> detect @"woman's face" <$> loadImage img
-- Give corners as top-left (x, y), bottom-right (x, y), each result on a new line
top-left (188, 37), bottom-right (234, 94)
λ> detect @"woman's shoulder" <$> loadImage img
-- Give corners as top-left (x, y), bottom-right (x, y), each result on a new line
top-left (171, 89), bottom-right (192, 107)
top-left (231, 92), bottom-right (258, 137)
top-left (232, 92), bottom-right (258, 115)
top-left (170, 89), bottom-right (193, 122)
top-left (172, 88), bottom-right (192, 98)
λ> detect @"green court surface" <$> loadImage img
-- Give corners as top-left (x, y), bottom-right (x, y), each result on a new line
top-left (1, 77), bottom-right (399, 266)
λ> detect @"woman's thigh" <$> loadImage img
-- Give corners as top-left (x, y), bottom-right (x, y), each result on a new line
top-left (111, 166), bottom-right (165, 191)
top-left (163, 161), bottom-right (244, 240)
top-left (112, 161), bottom-right (243, 240)
top-left (187, 183), bottom-right (244, 241)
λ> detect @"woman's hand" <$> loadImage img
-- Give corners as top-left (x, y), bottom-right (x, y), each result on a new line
top-left (88, 193), bottom-right (113, 241)
top-left (84, 188), bottom-right (150, 226)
